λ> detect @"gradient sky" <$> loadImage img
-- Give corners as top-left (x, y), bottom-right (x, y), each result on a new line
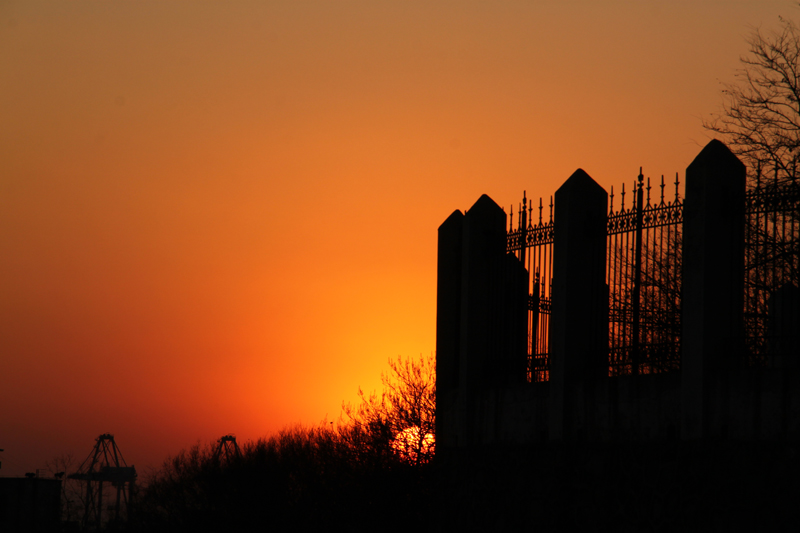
top-left (0, 0), bottom-right (793, 476)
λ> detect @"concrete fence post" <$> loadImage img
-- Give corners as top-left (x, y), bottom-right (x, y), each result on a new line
top-left (435, 194), bottom-right (528, 447)
top-left (549, 169), bottom-right (608, 440)
top-left (435, 209), bottom-right (464, 449)
top-left (681, 139), bottom-right (746, 439)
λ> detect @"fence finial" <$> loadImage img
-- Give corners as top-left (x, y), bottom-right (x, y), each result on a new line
top-left (610, 185), bottom-right (615, 213)
top-left (538, 197), bottom-right (543, 225)
top-left (637, 168), bottom-right (644, 210)
top-left (528, 197), bottom-right (533, 229)
top-left (660, 175), bottom-right (666, 205)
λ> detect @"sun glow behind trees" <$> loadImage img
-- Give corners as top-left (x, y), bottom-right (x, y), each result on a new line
top-left (342, 353), bottom-right (436, 465)
top-left (392, 426), bottom-right (435, 465)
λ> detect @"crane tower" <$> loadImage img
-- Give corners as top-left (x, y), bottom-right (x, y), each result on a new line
top-left (68, 433), bottom-right (136, 531)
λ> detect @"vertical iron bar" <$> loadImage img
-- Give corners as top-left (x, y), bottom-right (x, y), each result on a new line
top-left (632, 169), bottom-right (645, 375)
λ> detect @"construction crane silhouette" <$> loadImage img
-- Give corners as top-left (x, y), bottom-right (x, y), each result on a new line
top-left (68, 434), bottom-right (136, 531)
top-left (213, 434), bottom-right (242, 465)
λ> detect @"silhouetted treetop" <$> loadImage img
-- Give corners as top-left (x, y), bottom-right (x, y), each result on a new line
top-left (705, 11), bottom-right (800, 183)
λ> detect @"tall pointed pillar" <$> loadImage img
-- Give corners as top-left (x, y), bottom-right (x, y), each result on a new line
top-left (549, 169), bottom-right (608, 440)
top-left (681, 139), bottom-right (746, 439)
top-left (435, 209), bottom-right (464, 449)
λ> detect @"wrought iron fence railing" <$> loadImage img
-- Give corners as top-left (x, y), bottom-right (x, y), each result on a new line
top-left (508, 193), bottom-right (553, 382)
top-left (607, 171), bottom-right (683, 376)
top-left (743, 172), bottom-right (800, 368)
top-left (508, 166), bottom-right (798, 382)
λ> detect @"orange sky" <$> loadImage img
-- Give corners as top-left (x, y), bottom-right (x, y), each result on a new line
top-left (0, 0), bottom-right (792, 476)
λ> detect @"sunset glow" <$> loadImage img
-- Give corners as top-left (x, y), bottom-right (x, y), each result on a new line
top-left (0, 0), bottom-right (793, 477)
top-left (392, 426), bottom-right (435, 464)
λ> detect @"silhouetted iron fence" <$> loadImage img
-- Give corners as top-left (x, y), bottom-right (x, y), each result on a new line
top-left (606, 171), bottom-right (683, 376)
top-left (508, 166), bottom-right (799, 382)
top-left (437, 140), bottom-right (800, 445)
top-left (743, 170), bottom-right (800, 368)
top-left (508, 193), bottom-right (553, 382)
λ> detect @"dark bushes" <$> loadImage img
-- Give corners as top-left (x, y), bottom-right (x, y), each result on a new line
top-left (131, 425), bottom-right (433, 532)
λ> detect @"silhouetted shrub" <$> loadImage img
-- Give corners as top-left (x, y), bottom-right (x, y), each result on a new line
top-left (341, 353), bottom-right (436, 465)
top-left (130, 424), bottom-right (433, 532)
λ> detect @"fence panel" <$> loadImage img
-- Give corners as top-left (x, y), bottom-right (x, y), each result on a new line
top-left (507, 193), bottom-right (553, 382)
top-left (607, 172), bottom-right (683, 376)
top-left (743, 171), bottom-right (800, 367)
top-left (507, 164), bottom-right (799, 382)
top-left (508, 172), bottom-right (684, 381)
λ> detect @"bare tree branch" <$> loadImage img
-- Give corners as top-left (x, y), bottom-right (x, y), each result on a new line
top-left (341, 353), bottom-right (435, 465)
top-left (704, 14), bottom-right (800, 183)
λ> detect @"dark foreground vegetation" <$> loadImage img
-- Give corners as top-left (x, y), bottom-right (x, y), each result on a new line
top-left (126, 355), bottom-right (438, 531)
top-left (131, 425), bottom-right (432, 531)
top-left (124, 428), bottom-right (800, 532)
